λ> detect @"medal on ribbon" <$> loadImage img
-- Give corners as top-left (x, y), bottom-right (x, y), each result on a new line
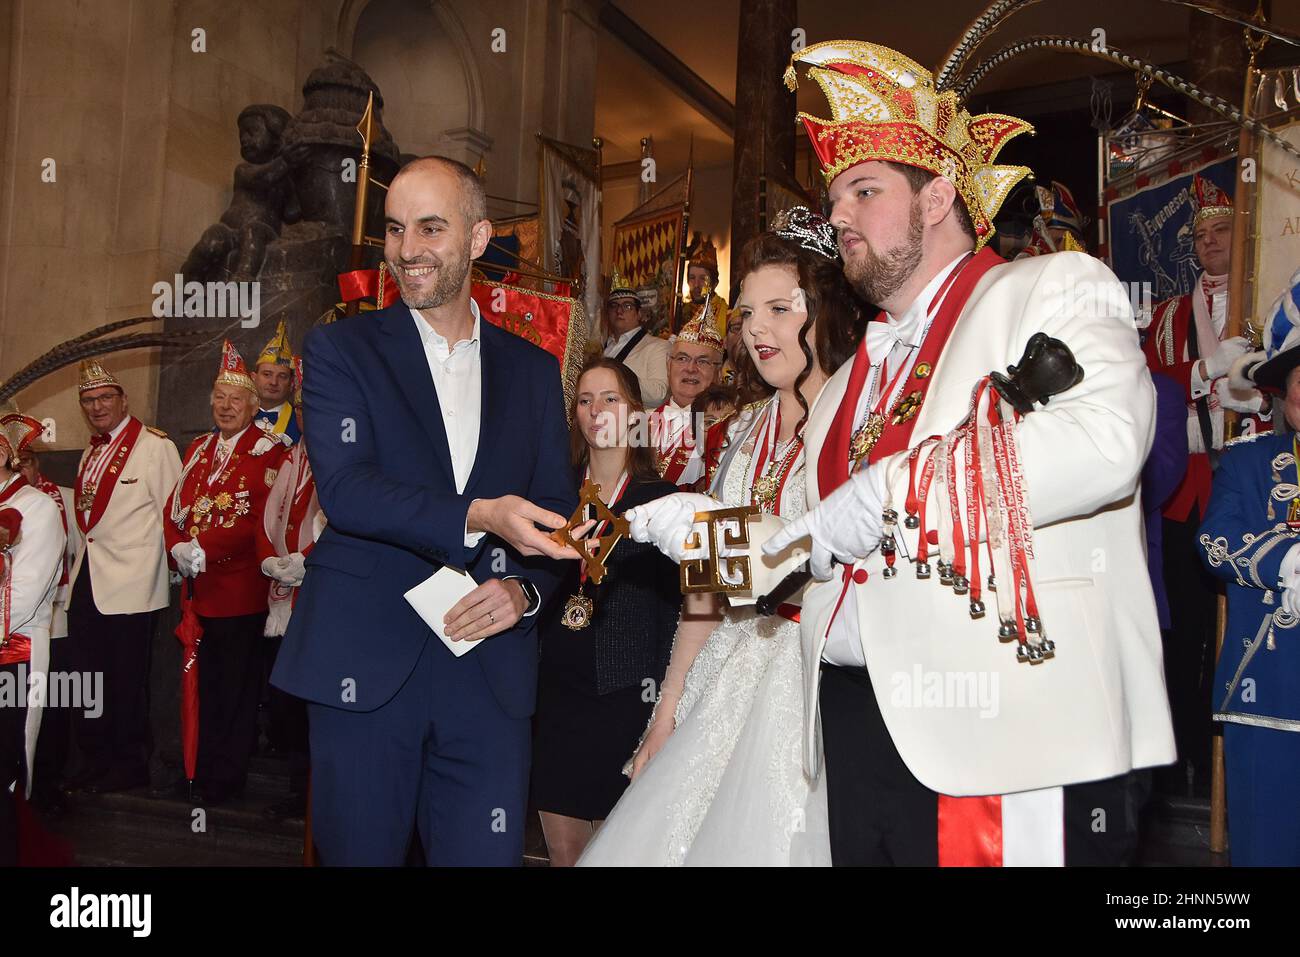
top-left (551, 475), bottom-right (631, 631)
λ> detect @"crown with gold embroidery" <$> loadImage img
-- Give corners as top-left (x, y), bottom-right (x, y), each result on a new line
top-left (215, 340), bottom-right (256, 394)
top-left (78, 358), bottom-right (122, 394)
top-left (0, 412), bottom-right (44, 463)
top-left (1192, 173), bottom-right (1233, 224)
top-left (784, 39), bottom-right (1034, 249)
top-left (671, 312), bottom-right (724, 354)
top-left (256, 319), bottom-right (294, 367)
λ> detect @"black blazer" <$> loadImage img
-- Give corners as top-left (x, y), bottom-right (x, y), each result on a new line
top-left (540, 477), bottom-right (681, 695)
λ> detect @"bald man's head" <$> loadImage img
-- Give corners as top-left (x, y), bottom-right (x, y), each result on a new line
top-left (384, 156), bottom-right (492, 310)
top-left (391, 156), bottom-right (487, 228)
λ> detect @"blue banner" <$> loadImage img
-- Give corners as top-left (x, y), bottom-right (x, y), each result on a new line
top-left (1107, 157), bottom-right (1236, 304)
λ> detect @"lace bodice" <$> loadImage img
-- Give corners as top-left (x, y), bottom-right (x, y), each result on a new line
top-left (715, 397), bottom-right (808, 521)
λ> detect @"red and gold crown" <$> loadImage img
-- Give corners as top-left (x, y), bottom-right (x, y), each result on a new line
top-left (785, 40), bottom-right (1033, 249)
top-left (0, 412), bottom-right (44, 464)
top-left (1192, 173), bottom-right (1233, 224)
top-left (672, 312), bottom-right (724, 354)
top-left (215, 339), bottom-right (256, 394)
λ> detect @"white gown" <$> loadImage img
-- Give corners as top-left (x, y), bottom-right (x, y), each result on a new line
top-left (578, 398), bottom-right (831, 866)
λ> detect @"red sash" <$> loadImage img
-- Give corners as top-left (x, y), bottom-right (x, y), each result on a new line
top-left (76, 416), bottom-right (144, 534)
top-left (817, 248), bottom-right (1004, 498)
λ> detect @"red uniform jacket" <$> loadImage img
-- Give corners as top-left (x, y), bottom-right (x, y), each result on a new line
top-left (164, 426), bottom-right (288, 618)
top-left (1142, 293), bottom-right (1270, 522)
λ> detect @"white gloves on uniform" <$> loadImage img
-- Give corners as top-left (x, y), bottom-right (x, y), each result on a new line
top-left (764, 463), bottom-right (887, 581)
top-left (625, 492), bottom-right (722, 562)
top-left (1279, 544), bottom-right (1300, 619)
top-left (1214, 377), bottom-right (1265, 414)
top-left (1204, 336), bottom-right (1253, 381)
top-left (170, 540), bottom-right (205, 578)
top-left (261, 553), bottom-right (307, 586)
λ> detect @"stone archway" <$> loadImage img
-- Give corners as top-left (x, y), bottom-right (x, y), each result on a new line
top-left (337, 0), bottom-right (489, 162)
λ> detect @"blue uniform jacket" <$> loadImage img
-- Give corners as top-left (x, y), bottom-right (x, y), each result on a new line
top-left (1199, 429), bottom-right (1300, 731)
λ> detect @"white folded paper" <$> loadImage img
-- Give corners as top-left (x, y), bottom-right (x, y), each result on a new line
top-left (403, 566), bottom-right (482, 657)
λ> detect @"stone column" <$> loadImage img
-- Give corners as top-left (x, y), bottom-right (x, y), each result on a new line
top-left (729, 0), bottom-right (796, 265)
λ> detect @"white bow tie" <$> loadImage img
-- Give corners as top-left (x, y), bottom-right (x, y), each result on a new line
top-left (865, 316), bottom-right (918, 363)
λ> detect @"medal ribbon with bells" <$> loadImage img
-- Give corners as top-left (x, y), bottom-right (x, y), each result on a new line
top-left (550, 473), bottom-right (631, 630)
top-left (900, 333), bottom-right (1083, 663)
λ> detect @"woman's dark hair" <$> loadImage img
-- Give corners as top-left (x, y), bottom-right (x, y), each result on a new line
top-left (568, 356), bottom-right (661, 483)
top-left (731, 232), bottom-right (867, 431)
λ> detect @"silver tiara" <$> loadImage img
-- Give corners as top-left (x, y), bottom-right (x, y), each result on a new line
top-left (771, 206), bottom-right (839, 261)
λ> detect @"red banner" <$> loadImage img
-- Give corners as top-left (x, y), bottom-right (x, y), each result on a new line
top-left (470, 280), bottom-right (577, 363)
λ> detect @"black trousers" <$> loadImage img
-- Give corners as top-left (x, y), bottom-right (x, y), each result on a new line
top-left (1160, 513), bottom-right (1219, 785)
top-left (196, 612), bottom-right (266, 796)
top-left (0, 662), bottom-right (26, 866)
top-left (819, 664), bottom-right (1149, 866)
top-left (66, 561), bottom-right (155, 783)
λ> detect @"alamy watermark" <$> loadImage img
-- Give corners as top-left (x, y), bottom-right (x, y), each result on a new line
top-left (0, 666), bottom-right (102, 718)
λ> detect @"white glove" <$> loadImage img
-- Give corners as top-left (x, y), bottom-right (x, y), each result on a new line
top-left (763, 463), bottom-right (886, 581)
top-left (1214, 377), bottom-right (1265, 414)
top-left (190, 542), bottom-right (206, 575)
top-left (1204, 337), bottom-right (1253, 380)
top-left (625, 492), bottom-right (722, 563)
top-left (171, 541), bottom-right (201, 578)
top-left (1279, 544), bottom-right (1300, 618)
top-left (281, 552), bottom-right (306, 587)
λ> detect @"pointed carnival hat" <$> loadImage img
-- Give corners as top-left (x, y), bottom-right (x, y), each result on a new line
top-left (672, 311), bottom-right (725, 354)
top-left (78, 358), bottom-right (123, 394)
top-left (784, 39), bottom-right (1034, 249)
top-left (1193, 173), bottom-right (1234, 225)
top-left (1040, 181), bottom-right (1086, 239)
top-left (607, 268), bottom-right (639, 304)
top-left (215, 339), bottom-right (257, 395)
top-left (256, 319), bottom-right (294, 367)
top-left (0, 411), bottom-right (44, 467)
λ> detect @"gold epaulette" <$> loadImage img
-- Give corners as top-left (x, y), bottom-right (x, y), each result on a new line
top-left (146, 425), bottom-right (168, 439)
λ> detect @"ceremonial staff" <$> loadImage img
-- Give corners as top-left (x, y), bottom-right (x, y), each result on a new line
top-left (343, 93), bottom-right (380, 319)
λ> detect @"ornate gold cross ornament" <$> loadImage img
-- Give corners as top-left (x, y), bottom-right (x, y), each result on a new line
top-left (550, 478), bottom-right (629, 585)
top-left (680, 505), bottom-right (761, 594)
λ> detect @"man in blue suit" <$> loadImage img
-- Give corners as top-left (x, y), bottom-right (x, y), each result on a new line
top-left (272, 156), bottom-right (578, 865)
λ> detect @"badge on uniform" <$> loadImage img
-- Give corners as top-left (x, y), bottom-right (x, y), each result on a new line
top-left (264, 468), bottom-right (278, 488)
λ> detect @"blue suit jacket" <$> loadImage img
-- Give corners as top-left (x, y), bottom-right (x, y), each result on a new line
top-left (1199, 430), bottom-right (1300, 730)
top-left (271, 300), bottom-right (576, 718)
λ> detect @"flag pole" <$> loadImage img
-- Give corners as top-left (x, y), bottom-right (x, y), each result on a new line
top-left (1212, 15), bottom-right (1266, 856)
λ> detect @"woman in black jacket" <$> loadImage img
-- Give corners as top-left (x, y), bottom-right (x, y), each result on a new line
top-left (531, 356), bottom-right (681, 865)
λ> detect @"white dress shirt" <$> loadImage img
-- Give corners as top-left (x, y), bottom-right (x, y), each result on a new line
top-left (822, 253), bottom-right (969, 668)
top-left (410, 300), bottom-right (487, 549)
top-left (80, 414), bottom-right (132, 523)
